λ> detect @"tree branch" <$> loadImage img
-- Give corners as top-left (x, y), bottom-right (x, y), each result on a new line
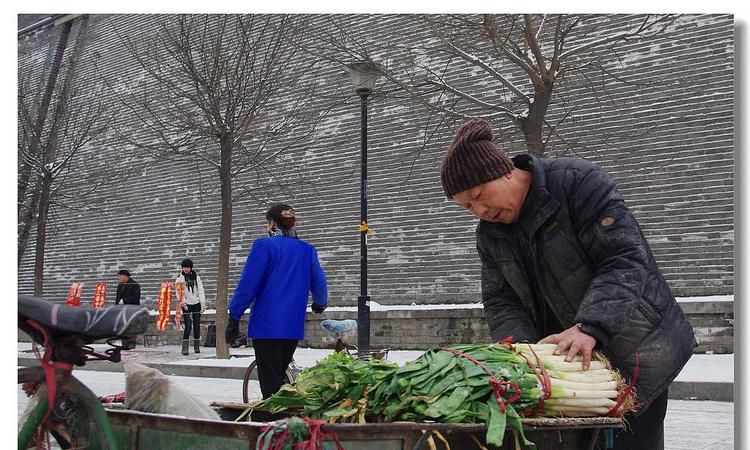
top-left (559, 15), bottom-right (676, 62)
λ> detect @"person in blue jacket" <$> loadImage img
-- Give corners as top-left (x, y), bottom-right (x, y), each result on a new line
top-left (226, 203), bottom-right (328, 399)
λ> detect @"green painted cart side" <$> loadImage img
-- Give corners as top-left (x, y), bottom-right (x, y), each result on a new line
top-left (100, 406), bottom-right (622, 450)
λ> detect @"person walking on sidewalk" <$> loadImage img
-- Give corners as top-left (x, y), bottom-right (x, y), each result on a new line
top-left (176, 258), bottom-right (206, 355)
top-left (115, 269), bottom-right (141, 350)
top-left (226, 203), bottom-right (328, 399)
top-left (439, 118), bottom-right (696, 450)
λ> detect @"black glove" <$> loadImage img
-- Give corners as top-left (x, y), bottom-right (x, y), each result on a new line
top-left (311, 303), bottom-right (326, 314)
top-left (225, 319), bottom-right (240, 346)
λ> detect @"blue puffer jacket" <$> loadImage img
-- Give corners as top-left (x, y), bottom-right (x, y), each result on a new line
top-left (228, 236), bottom-right (328, 340)
top-left (477, 154), bottom-right (696, 412)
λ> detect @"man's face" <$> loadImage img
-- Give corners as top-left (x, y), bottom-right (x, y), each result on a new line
top-left (118, 274), bottom-right (129, 283)
top-left (452, 172), bottom-right (526, 224)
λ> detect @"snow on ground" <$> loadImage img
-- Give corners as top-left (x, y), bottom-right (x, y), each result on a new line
top-left (18, 341), bottom-right (734, 383)
top-left (203, 294), bottom-right (734, 316)
top-left (675, 354), bottom-right (734, 383)
top-left (173, 349), bottom-right (735, 384)
top-left (675, 295), bottom-right (733, 303)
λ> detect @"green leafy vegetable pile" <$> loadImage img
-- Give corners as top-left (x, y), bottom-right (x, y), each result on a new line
top-left (251, 343), bottom-right (634, 447)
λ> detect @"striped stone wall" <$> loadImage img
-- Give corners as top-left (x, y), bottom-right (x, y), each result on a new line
top-left (17, 14), bottom-right (734, 307)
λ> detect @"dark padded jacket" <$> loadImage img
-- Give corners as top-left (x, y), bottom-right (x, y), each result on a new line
top-left (477, 154), bottom-right (696, 411)
top-left (116, 278), bottom-right (141, 305)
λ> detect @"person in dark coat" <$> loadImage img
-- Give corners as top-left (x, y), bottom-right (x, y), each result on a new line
top-left (440, 119), bottom-right (696, 450)
top-left (115, 269), bottom-right (141, 349)
top-left (226, 203), bottom-right (328, 399)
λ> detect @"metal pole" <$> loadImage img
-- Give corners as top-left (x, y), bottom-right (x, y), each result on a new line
top-left (357, 92), bottom-right (370, 355)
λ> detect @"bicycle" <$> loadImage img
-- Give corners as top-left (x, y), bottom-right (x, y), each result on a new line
top-left (18, 295), bottom-right (149, 450)
top-left (241, 318), bottom-right (390, 403)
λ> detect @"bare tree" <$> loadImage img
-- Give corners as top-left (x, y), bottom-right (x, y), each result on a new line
top-left (18, 20), bottom-right (73, 266)
top-left (18, 16), bottom-right (116, 296)
top-left (314, 14), bottom-right (677, 157)
top-left (115, 14), bottom-right (327, 358)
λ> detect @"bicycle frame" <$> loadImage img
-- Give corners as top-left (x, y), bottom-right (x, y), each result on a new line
top-left (18, 365), bottom-right (121, 450)
top-left (18, 296), bottom-right (149, 450)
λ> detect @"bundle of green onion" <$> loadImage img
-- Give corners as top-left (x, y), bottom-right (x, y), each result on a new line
top-left (253, 351), bottom-right (398, 422)
top-left (250, 343), bottom-right (635, 447)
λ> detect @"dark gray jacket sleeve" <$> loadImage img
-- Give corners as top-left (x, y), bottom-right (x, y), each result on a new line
top-left (569, 167), bottom-right (650, 347)
top-left (479, 245), bottom-right (540, 343)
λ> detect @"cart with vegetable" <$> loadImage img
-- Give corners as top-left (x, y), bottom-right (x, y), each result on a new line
top-left (101, 340), bottom-right (632, 449)
top-left (101, 341), bottom-right (633, 449)
top-left (217, 341), bottom-right (636, 449)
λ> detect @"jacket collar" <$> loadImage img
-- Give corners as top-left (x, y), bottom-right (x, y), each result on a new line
top-left (515, 154), bottom-right (560, 239)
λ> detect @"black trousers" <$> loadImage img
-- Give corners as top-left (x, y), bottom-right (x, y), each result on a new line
top-left (182, 303), bottom-right (201, 340)
top-left (252, 339), bottom-right (298, 399)
top-left (612, 389), bottom-right (669, 450)
top-left (118, 300), bottom-right (139, 349)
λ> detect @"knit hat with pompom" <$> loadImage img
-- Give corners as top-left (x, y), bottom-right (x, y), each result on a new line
top-left (440, 118), bottom-right (514, 198)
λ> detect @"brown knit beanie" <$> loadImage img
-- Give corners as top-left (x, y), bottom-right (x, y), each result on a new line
top-left (440, 118), bottom-right (515, 198)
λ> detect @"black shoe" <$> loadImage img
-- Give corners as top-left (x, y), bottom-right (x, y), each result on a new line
top-left (181, 340), bottom-right (189, 356)
top-left (194, 341), bottom-right (200, 354)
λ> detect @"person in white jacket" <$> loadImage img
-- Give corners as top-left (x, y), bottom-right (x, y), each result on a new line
top-left (176, 258), bottom-right (206, 355)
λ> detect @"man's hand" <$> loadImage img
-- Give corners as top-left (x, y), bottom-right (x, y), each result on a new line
top-left (311, 303), bottom-right (326, 314)
top-left (538, 324), bottom-right (597, 370)
top-left (225, 319), bottom-right (240, 346)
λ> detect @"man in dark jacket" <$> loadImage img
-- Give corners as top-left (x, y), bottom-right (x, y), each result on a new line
top-left (440, 119), bottom-right (696, 450)
top-left (116, 269), bottom-right (141, 349)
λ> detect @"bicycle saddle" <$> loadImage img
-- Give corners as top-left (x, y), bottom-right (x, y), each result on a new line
top-left (19, 295), bottom-right (150, 343)
top-left (320, 319), bottom-right (357, 337)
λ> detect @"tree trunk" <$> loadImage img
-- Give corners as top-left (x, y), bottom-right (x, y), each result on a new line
top-left (519, 118), bottom-right (546, 156)
top-left (18, 21), bottom-right (72, 265)
top-left (29, 16), bottom-right (88, 293)
top-left (519, 80), bottom-right (555, 157)
top-left (33, 173), bottom-right (53, 297)
top-left (18, 21), bottom-right (73, 244)
top-left (214, 133), bottom-right (233, 359)
top-left (18, 181), bottom-right (41, 266)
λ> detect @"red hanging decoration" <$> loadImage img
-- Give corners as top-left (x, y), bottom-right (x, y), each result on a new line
top-left (156, 282), bottom-right (172, 332)
top-left (92, 283), bottom-right (107, 308)
top-left (65, 283), bottom-right (82, 307)
top-left (174, 281), bottom-right (186, 330)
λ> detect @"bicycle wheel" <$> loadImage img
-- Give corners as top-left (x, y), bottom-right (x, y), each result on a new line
top-left (19, 367), bottom-right (121, 450)
top-left (242, 360), bottom-right (296, 403)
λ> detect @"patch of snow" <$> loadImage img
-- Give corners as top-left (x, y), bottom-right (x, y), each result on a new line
top-left (676, 295), bottom-right (733, 303)
top-left (675, 354), bottom-right (733, 383)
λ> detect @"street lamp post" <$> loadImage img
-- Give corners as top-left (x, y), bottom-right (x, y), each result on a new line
top-left (348, 61), bottom-right (381, 357)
